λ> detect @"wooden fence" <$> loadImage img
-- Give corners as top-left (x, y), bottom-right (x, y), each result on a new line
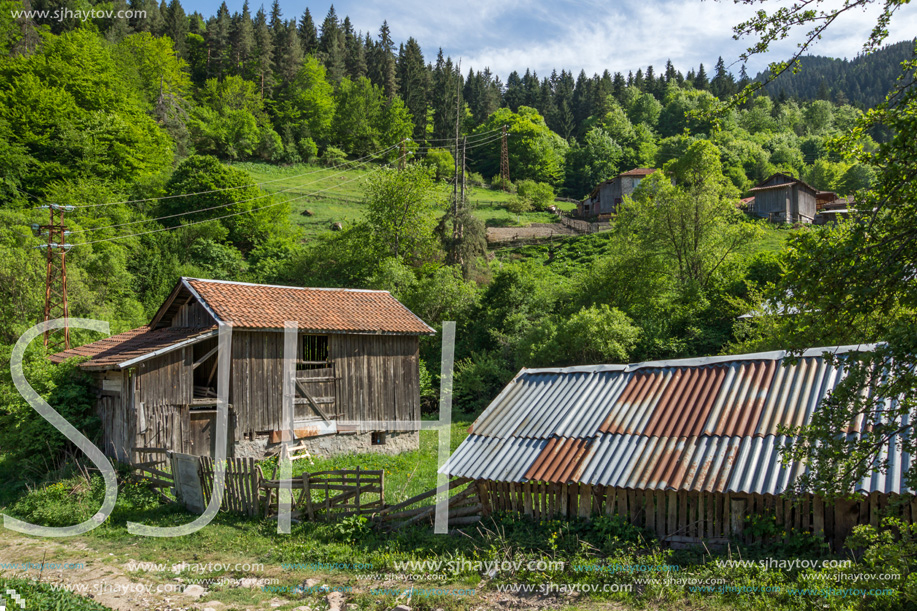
top-left (199, 456), bottom-right (264, 518)
top-left (477, 481), bottom-right (917, 550)
top-left (557, 214), bottom-right (611, 234)
top-left (130, 447), bottom-right (173, 503)
top-left (132, 448), bottom-right (483, 529)
top-left (261, 468), bottom-right (384, 521)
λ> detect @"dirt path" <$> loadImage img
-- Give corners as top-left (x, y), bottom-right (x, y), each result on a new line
top-left (0, 529), bottom-right (627, 611)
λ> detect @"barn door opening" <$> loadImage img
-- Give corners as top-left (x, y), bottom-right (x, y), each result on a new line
top-left (295, 334), bottom-right (337, 421)
top-left (189, 409), bottom-right (218, 457)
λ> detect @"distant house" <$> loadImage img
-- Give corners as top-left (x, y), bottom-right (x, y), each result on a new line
top-left (579, 168), bottom-right (657, 218)
top-left (51, 278), bottom-right (434, 461)
top-left (747, 173), bottom-right (818, 224)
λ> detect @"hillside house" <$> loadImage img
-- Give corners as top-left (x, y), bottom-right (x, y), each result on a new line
top-left (51, 278), bottom-right (434, 461)
top-left (747, 173), bottom-right (818, 224)
top-left (578, 168), bottom-right (657, 218)
top-left (441, 345), bottom-right (912, 548)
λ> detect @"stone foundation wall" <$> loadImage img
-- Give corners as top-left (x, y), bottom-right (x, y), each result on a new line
top-left (232, 430), bottom-right (419, 460)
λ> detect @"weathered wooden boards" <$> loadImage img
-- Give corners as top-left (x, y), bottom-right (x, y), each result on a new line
top-left (471, 481), bottom-right (916, 548)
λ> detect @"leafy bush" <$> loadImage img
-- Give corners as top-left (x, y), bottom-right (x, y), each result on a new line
top-left (298, 137), bottom-right (319, 162)
top-left (0, 348), bottom-right (97, 471)
top-left (420, 147), bottom-right (455, 181)
top-left (505, 195), bottom-right (533, 214)
top-left (515, 179), bottom-right (555, 211)
top-left (321, 146), bottom-right (348, 167)
top-left (453, 351), bottom-right (515, 413)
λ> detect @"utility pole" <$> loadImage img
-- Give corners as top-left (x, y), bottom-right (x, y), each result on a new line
top-left (399, 138), bottom-right (408, 170)
top-left (34, 204), bottom-right (73, 351)
top-left (500, 124), bottom-right (510, 191)
top-left (450, 62), bottom-right (464, 267)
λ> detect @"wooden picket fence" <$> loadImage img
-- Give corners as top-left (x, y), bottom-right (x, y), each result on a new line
top-left (477, 481), bottom-right (917, 550)
top-left (199, 456), bottom-right (264, 518)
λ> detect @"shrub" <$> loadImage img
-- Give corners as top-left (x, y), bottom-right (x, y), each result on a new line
top-left (298, 137), bottom-right (319, 162)
top-left (516, 179), bottom-right (555, 211)
top-left (321, 146), bottom-right (348, 167)
top-left (505, 195), bottom-right (533, 214)
top-left (420, 148), bottom-right (455, 181)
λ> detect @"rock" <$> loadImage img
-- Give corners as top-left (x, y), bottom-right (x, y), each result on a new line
top-left (301, 209), bottom-right (314, 216)
top-left (292, 607), bottom-right (312, 611)
top-left (239, 577), bottom-right (260, 588)
top-left (326, 591), bottom-right (345, 611)
top-left (302, 578), bottom-right (320, 588)
top-left (183, 584), bottom-right (206, 599)
top-left (393, 606), bottom-right (412, 611)
top-left (331, 222), bottom-right (343, 231)
top-left (267, 598), bottom-right (285, 607)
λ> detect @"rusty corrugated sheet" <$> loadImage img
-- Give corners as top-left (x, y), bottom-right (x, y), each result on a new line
top-left (524, 437), bottom-right (596, 483)
top-left (443, 345), bottom-right (907, 495)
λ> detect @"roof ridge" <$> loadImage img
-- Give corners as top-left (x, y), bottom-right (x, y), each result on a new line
top-left (183, 277), bottom-right (391, 294)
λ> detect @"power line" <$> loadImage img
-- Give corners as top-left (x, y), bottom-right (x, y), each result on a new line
top-left (71, 152), bottom-right (408, 249)
top-left (64, 141), bottom-right (404, 210)
top-left (68, 150), bottom-right (395, 236)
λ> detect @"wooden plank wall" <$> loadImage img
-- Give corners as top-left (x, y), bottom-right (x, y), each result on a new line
top-left (475, 482), bottom-right (917, 549)
top-left (135, 404), bottom-right (190, 454)
top-left (329, 334), bottom-right (420, 424)
top-left (136, 348), bottom-right (193, 407)
top-left (171, 301), bottom-right (215, 327)
top-left (230, 331), bottom-right (284, 438)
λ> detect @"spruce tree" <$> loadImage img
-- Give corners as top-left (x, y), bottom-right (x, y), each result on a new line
top-left (298, 7), bottom-right (317, 56)
top-left (253, 5), bottom-right (273, 97)
top-left (694, 63), bottom-right (709, 90)
top-left (396, 37), bottom-right (429, 142)
top-left (163, 0), bottom-right (188, 58)
top-left (206, 2), bottom-right (231, 80)
top-left (318, 6), bottom-right (345, 81)
top-left (343, 20), bottom-right (367, 79)
top-left (230, 0), bottom-right (253, 76)
top-left (368, 21), bottom-right (398, 99)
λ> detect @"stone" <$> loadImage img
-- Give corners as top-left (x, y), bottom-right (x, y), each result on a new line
top-left (392, 606), bottom-right (412, 611)
top-left (183, 584), bottom-right (206, 599)
top-left (326, 591), bottom-right (345, 611)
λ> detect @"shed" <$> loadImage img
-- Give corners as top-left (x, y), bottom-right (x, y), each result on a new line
top-left (441, 345), bottom-right (912, 547)
top-left (747, 173), bottom-right (818, 224)
top-left (579, 168), bottom-right (657, 218)
top-left (51, 278), bottom-right (435, 461)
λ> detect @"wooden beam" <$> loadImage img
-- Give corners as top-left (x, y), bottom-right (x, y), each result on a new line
top-left (295, 379), bottom-right (332, 421)
top-left (191, 345), bottom-right (219, 370)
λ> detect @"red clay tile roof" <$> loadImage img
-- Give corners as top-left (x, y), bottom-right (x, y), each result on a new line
top-left (618, 168), bottom-right (656, 177)
top-left (50, 326), bottom-right (216, 369)
top-left (185, 279), bottom-right (435, 334)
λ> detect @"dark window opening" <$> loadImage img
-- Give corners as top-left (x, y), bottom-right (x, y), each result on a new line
top-left (371, 432), bottom-right (386, 446)
top-left (298, 335), bottom-right (329, 370)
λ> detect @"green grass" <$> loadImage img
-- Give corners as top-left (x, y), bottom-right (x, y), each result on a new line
top-left (0, 577), bottom-right (113, 610)
top-left (233, 161), bottom-right (576, 241)
top-left (260, 420), bottom-right (472, 506)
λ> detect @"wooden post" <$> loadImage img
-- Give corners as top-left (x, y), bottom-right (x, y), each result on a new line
top-left (730, 498), bottom-right (746, 537)
top-left (579, 485), bottom-right (592, 519)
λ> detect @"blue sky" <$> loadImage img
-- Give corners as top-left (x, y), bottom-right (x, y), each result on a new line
top-left (183, 0), bottom-right (917, 79)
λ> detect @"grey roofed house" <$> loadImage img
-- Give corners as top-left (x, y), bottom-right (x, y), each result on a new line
top-left (578, 168), bottom-right (657, 218)
top-left (746, 173), bottom-right (818, 224)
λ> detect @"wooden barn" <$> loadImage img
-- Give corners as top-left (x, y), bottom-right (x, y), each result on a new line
top-left (442, 345), bottom-right (913, 549)
top-left (747, 173), bottom-right (818, 224)
top-left (51, 278), bottom-right (435, 461)
top-left (578, 168), bottom-right (657, 218)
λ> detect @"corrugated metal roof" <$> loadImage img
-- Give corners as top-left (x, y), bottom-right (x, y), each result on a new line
top-left (444, 345), bottom-right (907, 495)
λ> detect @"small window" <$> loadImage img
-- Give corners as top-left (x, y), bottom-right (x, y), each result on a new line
top-left (371, 432), bottom-right (386, 446)
top-left (298, 335), bottom-right (329, 370)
